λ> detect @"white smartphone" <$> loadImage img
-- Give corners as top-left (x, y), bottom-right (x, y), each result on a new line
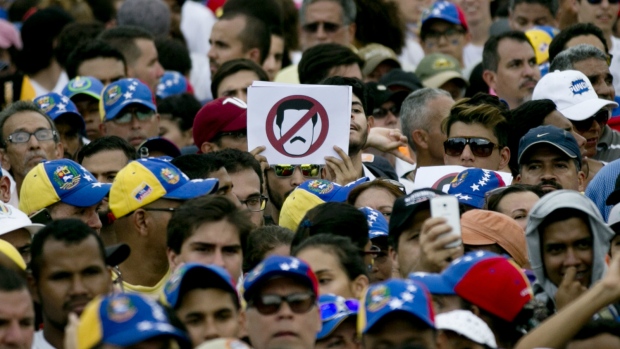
top-left (430, 196), bottom-right (462, 249)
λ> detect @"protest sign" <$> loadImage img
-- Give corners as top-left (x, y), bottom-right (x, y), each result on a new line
top-left (413, 166), bottom-right (513, 192)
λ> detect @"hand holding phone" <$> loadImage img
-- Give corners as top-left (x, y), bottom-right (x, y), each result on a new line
top-left (430, 196), bottom-right (462, 249)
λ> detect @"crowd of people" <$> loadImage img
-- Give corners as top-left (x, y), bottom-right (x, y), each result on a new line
top-left (1, 0), bottom-right (620, 348)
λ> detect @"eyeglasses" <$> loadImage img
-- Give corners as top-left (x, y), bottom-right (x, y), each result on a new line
top-left (373, 106), bottom-right (400, 118)
top-left (586, 0), bottom-right (619, 5)
top-left (143, 207), bottom-right (177, 213)
top-left (270, 164), bottom-right (322, 178)
top-left (249, 292), bottom-right (315, 315)
top-left (113, 109), bottom-right (156, 124)
top-left (444, 137), bottom-right (499, 157)
top-left (239, 195), bottom-right (268, 212)
top-left (606, 53), bottom-right (614, 66)
top-left (572, 109), bottom-right (609, 132)
top-left (302, 21), bottom-right (342, 33)
top-left (424, 27), bottom-right (465, 43)
top-left (320, 298), bottom-right (359, 322)
top-left (6, 129), bottom-right (56, 144)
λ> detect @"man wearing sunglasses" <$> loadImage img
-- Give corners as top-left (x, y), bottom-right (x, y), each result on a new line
top-left (244, 255), bottom-right (322, 349)
top-left (265, 163), bottom-right (322, 225)
top-left (100, 78), bottom-right (160, 149)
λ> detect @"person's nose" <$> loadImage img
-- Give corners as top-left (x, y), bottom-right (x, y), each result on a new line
top-left (70, 275), bottom-right (89, 296)
top-left (155, 62), bottom-right (164, 79)
top-left (315, 23), bottom-right (328, 40)
top-left (131, 115), bottom-right (142, 130)
top-left (540, 166), bottom-right (557, 181)
top-left (202, 320), bottom-right (220, 342)
top-left (563, 248), bottom-right (581, 267)
top-left (571, 131), bottom-right (587, 153)
top-left (459, 144), bottom-right (475, 162)
top-left (211, 249), bottom-right (225, 268)
top-left (27, 133), bottom-right (41, 149)
top-left (2, 320), bottom-right (26, 346)
top-left (87, 211), bottom-right (103, 232)
top-left (290, 167), bottom-right (305, 187)
top-left (227, 192), bottom-right (242, 208)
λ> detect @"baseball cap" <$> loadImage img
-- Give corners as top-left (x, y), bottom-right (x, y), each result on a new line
top-left (104, 244), bottom-right (130, 267)
top-left (359, 206), bottom-right (389, 239)
top-left (109, 158), bottom-right (219, 218)
top-left (415, 53), bottom-right (468, 89)
top-left (77, 293), bottom-right (191, 349)
top-left (518, 125), bottom-right (581, 167)
top-left (156, 71), bottom-right (188, 99)
top-left (196, 339), bottom-right (252, 349)
top-left (389, 188), bottom-right (445, 238)
top-left (19, 159), bottom-right (111, 216)
top-left (137, 137), bottom-right (181, 158)
top-left (163, 263), bottom-right (238, 308)
top-left (378, 69), bottom-right (423, 92)
top-left (0, 239), bottom-right (27, 270)
top-left (525, 26), bottom-right (558, 65)
top-left (435, 310), bottom-right (497, 348)
top-left (358, 43), bottom-right (401, 77)
top-left (0, 202), bottom-right (44, 236)
top-left (447, 168), bottom-right (506, 209)
top-left (34, 92), bottom-right (85, 131)
top-left (100, 78), bottom-right (157, 121)
top-left (317, 294), bottom-right (359, 340)
top-left (193, 97), bottom-right (247, 151)
top-left (421, 1), bottom-right (468, 33)
top-left (359, 278), bottom-right (435, 334)
top-left (0, 19), bottom-right (21, 49)
top-left (279, 177), bottom-right (369, 231)
top-left (243, 255), bottom-right (319, 302)
top-left (62, 76), bottom-right (104, 100)
top-left (532, 70), bottom-right (617, 121)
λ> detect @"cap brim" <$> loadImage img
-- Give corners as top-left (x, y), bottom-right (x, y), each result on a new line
top-left (61, 183), bottom-right (111, 208)
top-left (559, 98), bottom-right (618, 121)
top-left (105, 243), bottom-right (130, 266)
top-left (105, 100), bottom-right (157, 121)
top-left (408, 273), bottom-right (455, 295)
top-left (68, 90), bottom-right (101, 100)
top-left (244, 270), bottom-right (315, 301)
top-left (163, 178), bottom-right (219, 200)
top-left (317, 314), bottom-right (356, 340)
top-left (389, 201), bottom-right (431, 237)
top-left (364, 309), bottom-right (433, 334)
top-left (23, 224), bottom-right (44, 236)
top-left (518, 140), bottom-right (578, 164)
top-left (166, 265), bottom-right (238, 308)
top-left (422, 71), bottom-right (468, 89)
top-left (105, 325), bottom-right (189, 348)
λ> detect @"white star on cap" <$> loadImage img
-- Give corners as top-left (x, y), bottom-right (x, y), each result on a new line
top-left (123, 92), bottom-right (133, 99)
top-left (388, 298), bottom-right (404, 309)
top-left (56, 103), bottom-right (66, 112)
top-left (128, 85), bottom-right (136, 91)
top-left (470, 184), bottom-right (480, 191)
top-left (460, 195), bottom-right (471, 201)
top-left (280, 263), bottom-right (291, 271)
top-left (83, 174), bottom-right (93, 182)
top-left (400, 292), bottom-right (414, 302)
top-left (137, 321), bottom-right (153, 331)
top-left (166, 80), bottom-right (173, 87)
top-left (478, 180), bottom-right (487, 186)
top-left (406, 284), bottom-right (417, 293)
top-left (92, 183), bottom-right (103, 188)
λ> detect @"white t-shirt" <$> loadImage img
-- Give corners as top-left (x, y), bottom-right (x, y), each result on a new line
top-left (463, 43), bottom-right (483, 70)
top-left (609, 36), bottom-right (620, 96)
top-left (181, 0), bottom-right (215, 55)
top-left (189, 53), bottom-right (212, 102)
top-left (30, 71), bottom-right (68, 98)
top-left (31, 331), bottom-right (55, 349)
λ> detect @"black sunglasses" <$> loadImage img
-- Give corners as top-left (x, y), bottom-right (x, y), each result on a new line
top-left (572, 109), bottom-right (609, 132)
top-left (587, 0), bottom-right (619, 4)
top-left (373, 106), bottom-right (400, 118)
top-left (444, 137), bottom-right (499, 157)
top-left (302, 21), bottom-right (341, 33)
top-left (249, 292), bottom-right (315, 315)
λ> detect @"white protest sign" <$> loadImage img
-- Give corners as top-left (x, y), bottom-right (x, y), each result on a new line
top-left (247, 81), bottom-right (352, 165)
top-left (413, 166), bottom-right (513, 193)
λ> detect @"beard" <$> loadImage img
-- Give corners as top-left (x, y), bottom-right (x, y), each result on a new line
top-left (349, 126), bottom-right (369, 156)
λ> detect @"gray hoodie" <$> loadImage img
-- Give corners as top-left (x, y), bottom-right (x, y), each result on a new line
top-left (525, 190), bottom-right (614, 310)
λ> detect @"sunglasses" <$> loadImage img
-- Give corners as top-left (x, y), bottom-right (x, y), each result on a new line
top-left (373, 106), bottom-right (400, 118)
top-left (114, 109), bottom-right (155, 124)
top-left (320, 298), bottom-right (359, 322)
top-left (270, 164), bottom-right (321, 178)
top-left (572, 109), bottom-right (609, 132)
top-left (444, 137), bottom-right (499, 157)
top-left (249, 292), bottom-right (315, 315)
top-left (302, 21), bottom-right (342, 33)
top-left (586, 0), bottom-right (619, 4)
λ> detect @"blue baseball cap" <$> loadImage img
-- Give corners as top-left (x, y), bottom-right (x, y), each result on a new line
top-left (163, 263), bottom-right (238, 308)
top-left (77, 293), bottom-right (191, 349)
top-left (359, 207), bottom-right (389, 239)
top-left (62, 76), bottom-right (104, 100)
top-left (518, 125), bottom-right (581, 168)
top-left (34, 92), bottom-right (85, 130)
top-left (360, 279), bottom-right (435, 334)
top-left (243, 255), bottom-right (319, 302)
top-left (408, 272), bottom-right (455, 295)
top-left (421, 1), bottom-right (468, 32)
top-left (101, 78), bottom-right (157, 121)
top-left (156, 71), bottom-right (188, 99)
top-left (447, 168), bottom-right (506, 209)
top-left (317, 294), bottom-right (359, 340)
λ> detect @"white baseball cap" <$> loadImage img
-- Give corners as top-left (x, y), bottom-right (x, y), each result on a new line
top-left (436, 310), bottom-right (497, 348)
top-left (0, 202), bottom-right (44, 236)
top-left (532, 70), bottom-right (617, 121)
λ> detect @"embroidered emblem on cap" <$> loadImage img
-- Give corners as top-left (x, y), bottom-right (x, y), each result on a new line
top-left (105, 85), bottom-right (122, 106)
top-left (107, 296), bottom-right (137, 322)
top-left (69, 78), bottom-right (91, 91)
top-left (36, 95), bottom-right (55, 113)
top-left (160, 168), bottom-right (180, 185)
top-left (53, 165), bottom-right (81, 190)
top-left (0, 202), bottom-right (10, 215)
top-left (433, 57), bottom-right (455, 69)
top-left (133, 182), bottom-right (153, 202)
top-left (569, 79), bottom-right (589, 95)
top-left (306, 179), bottom-right (334, 195)
top-left (366, 284), bottom-right (391, 312)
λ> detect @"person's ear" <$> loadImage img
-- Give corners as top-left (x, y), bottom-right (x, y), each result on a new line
top-left (351, 274), bottom-right (370, 299)
top-left (200, 142), bottom-right (218, 154)
top-left (99, 122), bottom-right (107, 136)
top-left (55, 141), bottom-right (64, 160)
top-left (482, 70), bottom-right (497, 91)
top-left (412, 129), bottom-right (429, 150)
top-left (347, 23), bottom-right (357, 45)
top-left (498, 146), bottom-right (511, 171)
top-left (0, 175), bottom-right (10, 203)
top-left (167, 247), bottom-right (181, 270)
top-left (368, 116), bottom-right (376, 128)
top-left (389, 246), bottom-right (401, 277)
top-left (578, 169), bottom-right (586, 192)
top-left (246, 48), bottom-right (261, 64)
top-left (133, 209), bottom-right (149, 237)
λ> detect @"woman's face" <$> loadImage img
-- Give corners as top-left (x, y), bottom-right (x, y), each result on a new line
top-left (353, 187), bottom-right (398, 222)
top-left (296, 247), bottom-right (357, 299)
top-left (496, 191), bottom-right (540, 230)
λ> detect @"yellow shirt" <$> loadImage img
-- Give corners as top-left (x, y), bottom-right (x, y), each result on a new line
top-left (112, 269), bottom-right (172, 299)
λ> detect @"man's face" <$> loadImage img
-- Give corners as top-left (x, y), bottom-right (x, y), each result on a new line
top-left (49, 201), bottom-right (103, 233)
top-left (517, 144), bottom-right (585, 193)
top-left (362, 316), bottom-right (436, 349)
top-left (54, 120), bottom-right (81, 158)
top-left (73, 96), bottom-right (103, 140)
top-left (101, 105), bottom-right (160, 148)
top-left (1, 111), bottom-right (62, 181)
top-left (207, 167), bottom-right (242, 208)
top-left (33, 236), bottom-right (111, 329)
top-left (208, 17), bottom-right (249, 75)
top-left (315, 319), bottom-right (359, 349)
top-left (541, 216), bottom-right (593, 287)
top-left (371, 100), bottom-right (400, 130)
top-left (349, 94), bottom-right (369, 155)
top-left (570, 109), bottom-right (608, 158)
top-left (266, 166), bottom-right (310, 211)
top-left (77, 58), bottom-right (126, 86)
top-left (129, 39), bottom-right (164, 94)
top-left (577, 0), bottom-right (619, 33)
top-left (278, 108), bottom-right (318, 157)
top-left (422, 21), bottom-right (468, 65)
top-left (229, 168), bottom-right (263, 227)
top-left (263, 35), bottom-right (284, 81)
top-left (216, 70), bottom-right (260, 102)
top-left (542, 111), bottom-right (587, 157)
top-left (393, 209), bottom-right (429, 278)
top-left (509, 3), bottom-right (556, 31)
top-left (453, 0), bottom-right (490, 26)
top-left (0, 229), bottom-right (32, 263)
top-left (444, 121), bottom-right (507, 171)
top-left (484, 39), bottom-right (539, 110)
top-left (0, 289), bottom-right (35, 349)
top-left (300, 0), bottom-right (353, 51)
top-left (423, 95), bottom-right (453, 165)
top-left (159, 117), bottom-right (192, 149)
top-left (328, 64), bottom-right (363, 81)
top-left (245, 278), bottom-right (321, 349)
top-left (169, 219), bottom-right (243, 282)
top-left (573, 57), bottom-right (615, 101)
top-left (175, 288), bottom-right (242, 347)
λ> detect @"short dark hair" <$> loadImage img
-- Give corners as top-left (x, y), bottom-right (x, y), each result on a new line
top-left (30, 219), bottom-right (106, 280)
top-left (539, 208), bottom-right (591, 239)
top-left (55, 22), bottom-right (105, 68)
top-left (214, 149), bottom-right (263, 193)
top-left (298, 43), bottom-right (364, 84)
top-left (99, 26), bottom-right (155, 67)
top-left (243, 225), bottom-right (294, 273)
top-left (483, 31), bottom-right (533, 72)
top-left (485, 184), bottom-right (544, 211)
top-left (549, 23), bottom-right (609, 63)
top-left (85, 0), bottom-right (117, 24)
top-left (292, 233), bottom-right (368, 280)
top-left (210, 59), bottom-right (269, 99)
top-left (0, 265), bottom-right (28, 292)
top-left (167, 196), bottom-right (253, 255)
top-left (171, 153), bottom-right (224, 179)
top-left (275, 99), bottom-right (318, 129)
top-left (155, 38), bottom-right (192, 76)
top-left (65, 40), bottom-right (127, 80)
top-left (222, 0), bottom-right (284, 36)
top-left (509, 0), bottom-right (557, 16)
top-left (218, 12), bottom-right (271, 64)
top-left (319, 76), bottom-right (369, 116)
top-left (0, 101), bottom-right (59, 148)
top-left (76, 136), bottom-right (137, 165)
top-left (157, 93), bottom-right (201, 132)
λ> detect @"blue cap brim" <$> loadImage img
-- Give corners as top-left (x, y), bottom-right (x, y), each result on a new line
top-left (106, 324), bottom-right (189, 347)
top-left (163, 178), bottom-right (218, 200)
top-left (369, 231), bottom-right (388, 239)
top-left (244, 270), bottom-right (315, 301)
top-left (455, 195), bottom-right (484, 209)
top-left (61, 183), bottom-right (111, 208)
top-left (165, 265), bottom-right (237, 308)
top-left (364, 309), bottom-right (434, 334)
top-left (408, 273), bottom-right (455, 295)
top-left (67, 90), bottom-right (101, 100)
top-left (317, 314), bottom-right (356, 340)
top-left (105, 99), bottom-right (157, 121)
